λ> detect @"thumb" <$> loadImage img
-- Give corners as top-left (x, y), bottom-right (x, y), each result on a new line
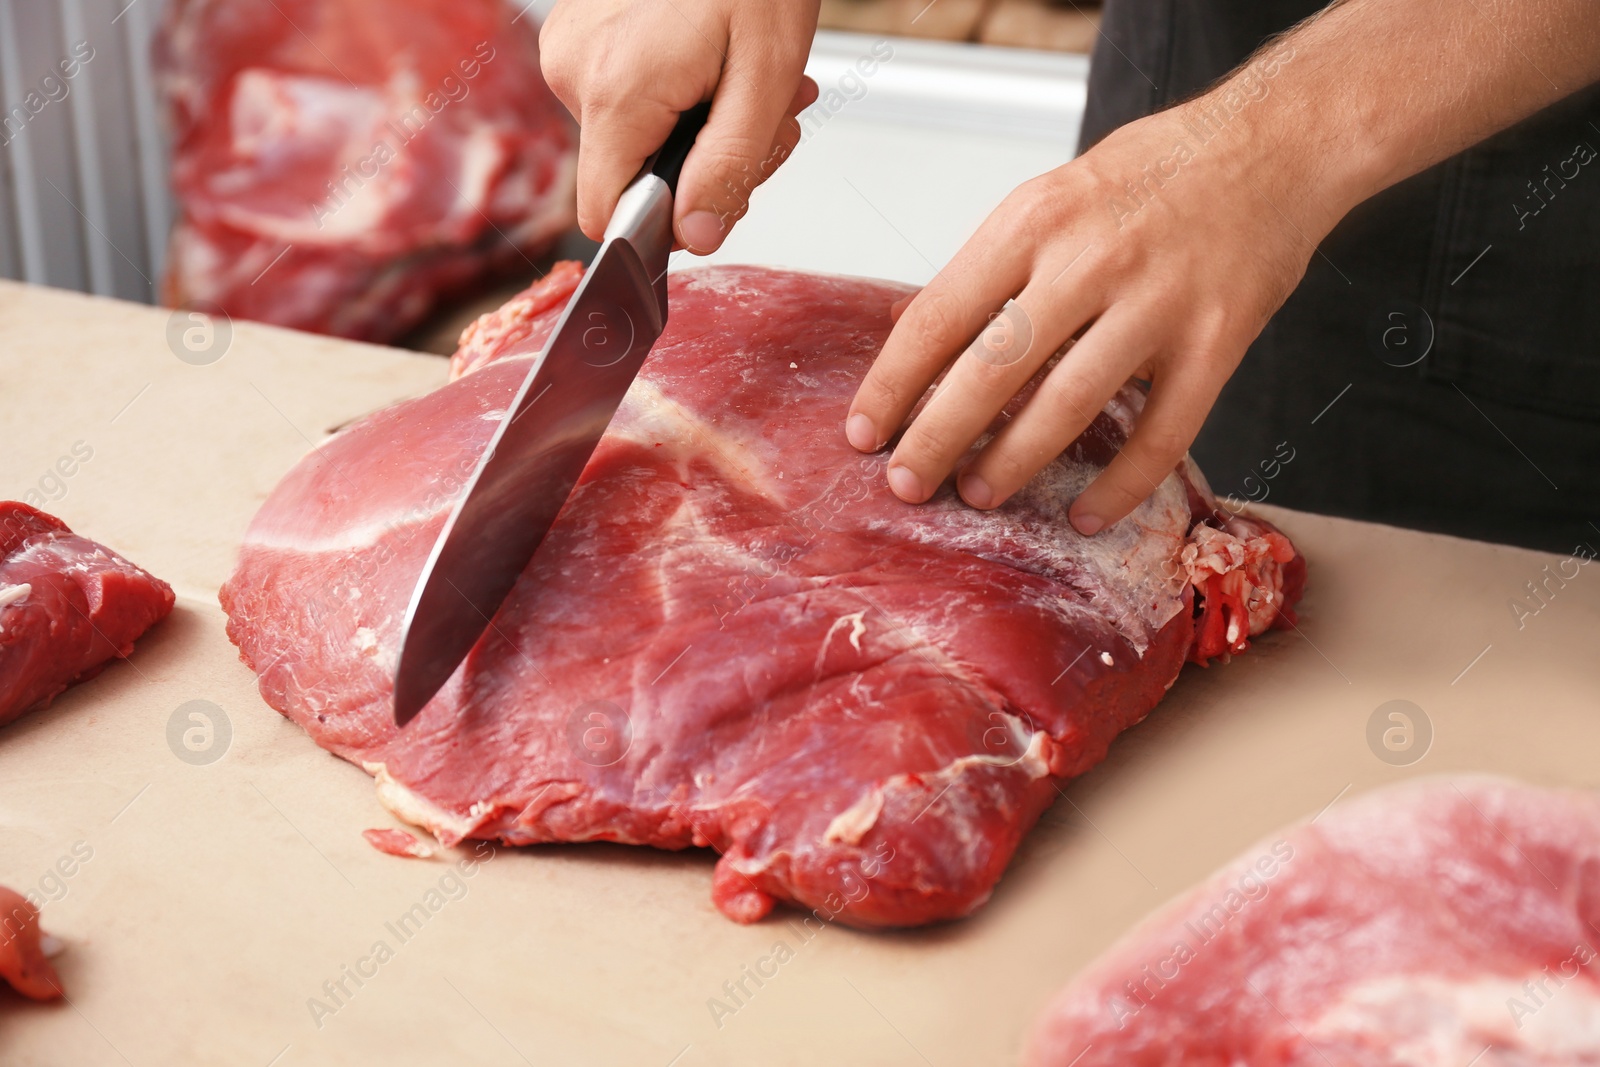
top-left (673, 71), bottom-right (817, 254)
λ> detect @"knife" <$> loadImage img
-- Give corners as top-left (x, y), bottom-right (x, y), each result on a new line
top-left (392, 102), bottom-right (711, 726)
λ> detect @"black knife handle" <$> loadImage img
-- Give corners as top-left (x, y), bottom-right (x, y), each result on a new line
top-left (649, 102), bottom-right (711, 196)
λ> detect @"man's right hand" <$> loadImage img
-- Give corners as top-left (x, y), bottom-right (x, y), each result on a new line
top-left (540, 0), bottom-right (820, 254)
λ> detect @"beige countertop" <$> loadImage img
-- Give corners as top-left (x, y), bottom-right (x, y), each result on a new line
top-left (2, 279), bottom-right (1596, 1066)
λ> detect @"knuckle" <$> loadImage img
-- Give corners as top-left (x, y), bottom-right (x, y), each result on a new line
top-left (689, 140), bottom-right (776, 212)
top-left (538, 55), bottom-right (577, 104)
top-left (857, 370), bottom-right (912, 419)
top-left (1037, 367), bottom-right (1097, 423)
top-left (899, 409), bottom-right (966, 468)
top-left (1187, 304), bottom-right (1243, 358)
top-left (1099, 473), bottom-right (1151, 514)
top-left (1089, 235), bottom-right (1139, 278)
top-left (904, 290), bottom-right (970, 352)
top-left (967, 303), bottom-right (1036, 372)
top-left (1134, 424), bottom-right (1193, 469)
top-left (973, 443), bottom-right (1037, 494)
top-left (1080, 160), bottom-right (1130, 212)
top-left (578, 76), bottom-right (631, 116)
top-left (991, 180), bottom-right (1053, 243)
top-left (960, 350), bottom-right (1018, 390)
top-left (536, 12), bottom-right (565, 52)
top-left (575, 55), bottom-right (666, 117)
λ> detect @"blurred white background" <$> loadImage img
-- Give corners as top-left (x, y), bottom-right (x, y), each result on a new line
top-left (699, 32), bottom-right (1084, 285)
top-left (0, 0), bottom-right (1085, 306)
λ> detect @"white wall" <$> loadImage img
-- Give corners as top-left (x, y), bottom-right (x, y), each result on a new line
top-left (0, 0), bottom-right (172, 301)
top-left (692, 32), bottom-right (1085, 285)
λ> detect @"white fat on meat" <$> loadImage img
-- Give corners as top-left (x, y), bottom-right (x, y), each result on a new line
top-left (497, 150), bottom-right (579, 246)
top-left (1304, 973), bottom-right (1600, 1063)
top-left (816, 726), bottom-right (1053, 852)
top-left (444, 127), bottom-right (509, 226)
top-left (366, 761), bottom-right (483, 845)
top-left (821, 611), bottom-right (868, 657)
top-left (823, 788), bottom-right (885, 845)
top-left (223, 71), bottom-right (399, 243)
top-left (878, 402), bottom-right (1190, 657)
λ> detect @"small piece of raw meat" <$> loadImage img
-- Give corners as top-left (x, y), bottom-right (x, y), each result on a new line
top-left (1026, 777), bottom-right (1600, 1066)
top-left (0, 503), bottom-right (175, 728)
top-left (155, 0), bottom-right (576, 342)
top-left (221, 265), bottom-right (1304, 928)
top-left (363, 828), bottom-right (437, 859)
top-left (0, 886), bottom-right (63, 1000)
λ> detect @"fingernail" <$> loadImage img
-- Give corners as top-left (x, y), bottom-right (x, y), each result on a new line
top-left (887, 465), bottom-right (924, 502)
top-left (846, 413), bottom-right (878, 451)
top-left (959, 471), bottom-right (993, 509)
top-left (680, 211), bottom-right (726, 254)
top-left (1072, 511), bottom-right (1104, 536)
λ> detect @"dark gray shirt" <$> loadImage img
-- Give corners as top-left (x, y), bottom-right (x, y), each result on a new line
top-left (1082, 0), bottom-right (1600, 552)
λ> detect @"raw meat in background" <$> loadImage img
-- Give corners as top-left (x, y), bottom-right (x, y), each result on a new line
top-left (1026, 777), bottom-right (1600, 1066)
top-left (0, 887), bottom-right (62, 1001)
top-left (0, 503), bottom-right (175, 729)
top-left (156, 0), bottom-right (577, 343)
top-left (220, 265), bottom-right (1304, 928)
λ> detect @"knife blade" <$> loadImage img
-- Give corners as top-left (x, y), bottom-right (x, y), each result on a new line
top-left (392, 103), bottom-right (710, 726)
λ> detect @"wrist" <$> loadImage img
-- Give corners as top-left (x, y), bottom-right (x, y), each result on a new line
top-left (1172, 36), bottom-right (1381, 242)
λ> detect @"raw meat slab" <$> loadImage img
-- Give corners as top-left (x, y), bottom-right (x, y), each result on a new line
top-left (221, 265), bottom-right (1303, 928)
top-left (1026, 777), bottom-right (1600, 1066)
top-left (0, 503), bottom-right (175, 728)
top-left (156, 0), bottom-right (576, 342)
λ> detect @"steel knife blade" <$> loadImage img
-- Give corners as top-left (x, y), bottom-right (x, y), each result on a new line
top-left (392, 103), bottom-right (709, 726)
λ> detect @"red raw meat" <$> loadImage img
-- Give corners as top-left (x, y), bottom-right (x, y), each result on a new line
top-left (1026, 777), bottom-right (1600, 1066)
top-left (156, 0), bottom-right (576, 342)
top-left (220, 265), bottom-right (1304, 927)
top-left (363, 827), bottom-right (437, 859)
top-left (0, 503), bottom-right (175, 729)
top-left (0, 887), bottom-right (62, 1001)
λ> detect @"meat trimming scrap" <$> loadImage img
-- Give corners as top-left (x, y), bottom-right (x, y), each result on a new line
top-left (220, 264), bottom-right (1305, 928)
top-left (155, 0), bottom-right (576, 342)
top-left (0, 502), bottom-right (175, 729)
top-left (1026, 777), bottom-right (1600, 1066)
top-left (0, 886), bottom-right (63, 1001)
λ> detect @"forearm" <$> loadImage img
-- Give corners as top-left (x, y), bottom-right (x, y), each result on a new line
top-left (1211, 0), bottom-right (1600, 229)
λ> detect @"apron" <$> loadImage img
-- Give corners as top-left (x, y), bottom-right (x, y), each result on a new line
top-left (1082, 0), bottom-right (1600, 553)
